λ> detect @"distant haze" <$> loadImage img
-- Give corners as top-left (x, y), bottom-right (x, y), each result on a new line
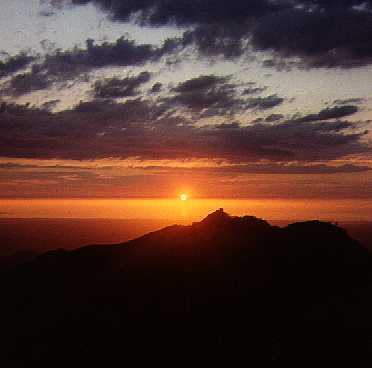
top-left (1, 198), bottom-right (372, 222)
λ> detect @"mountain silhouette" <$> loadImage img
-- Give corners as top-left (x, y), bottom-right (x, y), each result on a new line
top-left (1, 210), bottom-right (372, 367)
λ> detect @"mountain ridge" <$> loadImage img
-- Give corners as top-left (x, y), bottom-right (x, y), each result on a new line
top-left (1, 209), bottom-right (372, 367)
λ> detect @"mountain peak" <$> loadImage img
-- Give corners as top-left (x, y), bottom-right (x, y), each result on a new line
top-left (198, 208), bottom-right (232, 226)
top-left (194, 209), bottom-right (271, 232)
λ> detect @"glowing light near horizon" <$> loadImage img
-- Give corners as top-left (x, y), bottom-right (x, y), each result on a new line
top-left (1, 198), bottom-right (372, 221)
top-left (180, 194), bottom-right (189, 201)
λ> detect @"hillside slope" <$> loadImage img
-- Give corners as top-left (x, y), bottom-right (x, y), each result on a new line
top-left (1, 209), bottom-right (371, 367)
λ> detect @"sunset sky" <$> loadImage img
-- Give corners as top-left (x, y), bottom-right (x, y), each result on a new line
top-left (1, 0), bottom-right (372, 200)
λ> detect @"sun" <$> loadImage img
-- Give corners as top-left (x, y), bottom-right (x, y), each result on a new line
top-left (180, 193), bottom-right (188, 201)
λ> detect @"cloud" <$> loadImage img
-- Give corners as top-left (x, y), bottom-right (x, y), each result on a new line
top-left (265, 114), bottom-right (283, 122)
top-left (6, 2), bottom-right (372, 100)
top-left (165, 75), bottom-right (282, 117)
top-left (93, 72), bottom-right (151, 98)
top-left (4, 37), bottom-right (179, 95)
top-left (251, 7), bottom-right (372, 68)
top-left (0, 52), bottom-right (35, 79)
top-left (41, 99), bottom-right (61, 111)
top-left (0, 100), bottom-right (369, 163)
top-left (246, 95), bottom-right (284, 110)
top-left (333, 98), bottom-right (364, 105)
top-left (261, 57), bottom-right (297, 72)
top-left (293, 105), bottom-right (359, 123)
top-left (0, 162), bottom-right (29, 169)
top-left (49, 0), bottom-right (372, 68)
top-left (2, 159), bottom-right (368, 177)
top-left (168, 74), bottom-right (245, 116)
top-left (181, 23), bottom-right (251, 59)
top-left (7, 66), bottom-right (51, 96)
top-left (173, 75), bottom-right (228, 93)
top-left (140, 163), bottom-right (371, 175)
top-left (222, 163), bottom-right (372, 175)
top-left (0, 168), bottom-right (97, 187)
top-left (150, 82), bottom-right (162, 94)
top-left (55, 0), bottom-right (282, 25)
top-left (210, 118), bottom-right (369, 162)
top-left (242, 84), bottom-right (267, 95)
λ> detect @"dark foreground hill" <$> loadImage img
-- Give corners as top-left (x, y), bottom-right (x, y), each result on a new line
top-left (1, 209), bottom-right (372, 367)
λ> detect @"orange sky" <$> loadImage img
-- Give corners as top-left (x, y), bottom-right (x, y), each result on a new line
top-left (0, 157), bottom-right (371, 200)
top-left (1, 198), bottom-right (372, 222)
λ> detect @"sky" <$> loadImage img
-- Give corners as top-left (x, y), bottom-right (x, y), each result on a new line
top-left (0, 0), bottom-right (372, 200)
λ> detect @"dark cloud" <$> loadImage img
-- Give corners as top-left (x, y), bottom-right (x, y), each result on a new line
top-left (333, 98), bottom-right (364, 105)
top-left (150, 82), bottom-right (162, 94)
top-left (294, 105), bottom-right (359, 123)
top-left (59, 0), bottom-right (283, 25)
top-left (246, 95), bottom-right (284, 110)
top-left (173, 75), bottom-right (228, 93)
top-left (225, 163), bottom-right (372, 175)
top-left (6, 1), bottom-right (371, 100)
top-left (40, 99), bottom-right (61, 111)
top-left (6, 66), bottom-right (51, 96)
top-left (168, 76), bottom-right (281, 115)
top-left (209, 121), bottom-right (357, 162)
top-left (0, 161), bottom-right (100, 170)
top-left (50, 0), bottom-right (372, 68)
top-left (0, 99), bottom-right (368, 162)
top-left (140, 163), bottom-right (371, 175)
top-left (4, 37), bottom-right (179, 95)
top-left (0, 53), bottom-right (35, 79)
top-left (181, 23), bottom-right (251, 59)
top-left (261, 57), bottom-right (296, 72)
top-left (251, 7), bottom-right (372, 68)
top-left (93, 72), bottom-right (151, 98)
top-left (242, 84), bottom-right (267, 95)
top-left (215, 122), bottom-right (241, 130)
top-left (3, 159), bottom-right (367, 176)
top-left (168, 75), bottom-right (244, 115)
top-left (0, 169), bottom-right (97, 187)
top-left (0, 163), bottom-right (29, 169)
top-left (265, 114), bottom-right (284, 122)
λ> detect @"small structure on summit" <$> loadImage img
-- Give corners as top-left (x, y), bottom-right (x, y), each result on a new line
top-left (196, 208), bottom-right (232, 227)
top-left (193, 209), bottom-right (271, 231)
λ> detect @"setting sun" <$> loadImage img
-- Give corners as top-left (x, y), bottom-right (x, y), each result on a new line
top-left (180, 194), bottom-right (189, 201)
